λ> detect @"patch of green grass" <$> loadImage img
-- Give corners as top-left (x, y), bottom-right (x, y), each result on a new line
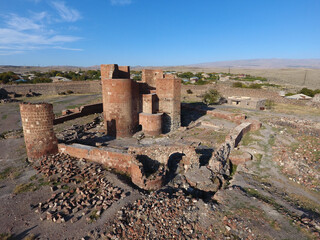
top-left (88, 210), bottom-right (99, 223)
top-left (1, 114), bottom-right (7, 120)
top-left (230, 163), bottom-right (238, 176)
top-left (0, 167), bottom-right (21, 180)
top-left (29, 175), bottom-right (37, 181)
top-left (284, 193), bottom-right (320, 216)
top-left (268, 135), bottom-right (276, 146)
top-left (0, 233), bottom-right (12, 240)
top-left (38, 177), bottom-right (50, 187)
top-left (24, 234), bottom-right (36, 240)
top-left (211, 131), bottom-right (227, 144)
top-left (241, 132), bottom-right (256, 146)
top-left (65, 104), bottom-right (83, 110)
top-left (13, 183), bottom-right (36, 194)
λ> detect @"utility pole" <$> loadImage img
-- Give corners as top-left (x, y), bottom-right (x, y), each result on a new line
top-left (302, 70), bottom-right (307, 86)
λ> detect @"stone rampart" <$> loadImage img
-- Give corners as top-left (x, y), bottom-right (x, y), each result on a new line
top-left (0, 80), bottom-right (101, 95)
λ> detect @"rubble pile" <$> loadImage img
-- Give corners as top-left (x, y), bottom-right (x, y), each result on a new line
top-left (56, 116), bottom-right (104, 144)
top-left (269, 118), bottom-right (320, 191)
top-left (105, 191), bottom-right (215, 239)
top-left (32, 153), bottom-right (125, 223)
top-left (274, 134), bottom-right (320, 191)
top-left (270, 117), bottom-right (320, 137)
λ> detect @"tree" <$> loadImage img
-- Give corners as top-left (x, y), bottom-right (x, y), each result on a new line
top-left (202, 89), bottom-right (222, 105)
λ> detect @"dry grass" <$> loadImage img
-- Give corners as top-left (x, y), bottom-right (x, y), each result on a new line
top-left (162, 66), bottom-right (320, 89)
top-left (274, 103), bottom-right (320, 116)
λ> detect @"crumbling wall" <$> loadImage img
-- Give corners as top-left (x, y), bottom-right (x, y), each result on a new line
top-left (20, 102), bottom-right (58, 161)
top-left (156, 75), bottom-right (181, 133)
top-left (129, 145), bottom-right (199, 170)
top-left (58, 144), bottom-right (132, 174)
top-left (101, 64), bottom-right (130, 79)
top-left (54, 103), bottom-right (103, 125)
top-left (0, 81), bottom-right (101, 95)
top-left (207, 110), bottom-right (246, 124)
top-left (141, 69), bottom-right (163, 88)
top-left (130, 158), bottom-right (165, 190)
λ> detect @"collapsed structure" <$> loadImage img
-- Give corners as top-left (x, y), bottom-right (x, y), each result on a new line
top-left (226, 96), bottom-right (266, 110)
top-left (19, 64), bottom-right (261, 192)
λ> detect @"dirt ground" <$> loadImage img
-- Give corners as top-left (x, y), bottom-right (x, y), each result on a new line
top-left (0, 86), bottom-right (319, 240)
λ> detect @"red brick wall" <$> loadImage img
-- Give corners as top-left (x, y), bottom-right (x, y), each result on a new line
top-left (142, 93), bottom-right (158, 114)
top-left (156, 75), bottom-right (181, 132)
top-left (58, 144), bottom-right (132, 174)
top-left (141, 69), bottom-right (163, 88)
top-left (101, 64), bottom-right (130, 79)
top-left (20, 103), bottom-right (58, 160)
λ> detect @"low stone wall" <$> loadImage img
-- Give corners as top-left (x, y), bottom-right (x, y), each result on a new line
top-left (0, 80), bottom-right (101, 95)
top-left (226, 122), bottom-right (253, 148)
top-left (58, 143), bottom-right (132, 174)
top-left (207, 110), bottom-right (246, 124)
top-left (54, 103), bottom-right (103, 125)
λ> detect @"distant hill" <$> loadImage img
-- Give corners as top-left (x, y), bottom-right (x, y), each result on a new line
top-left (189, 59), bottom-right (320, 69)
top-left (0, 65), bottom-right (100, 74)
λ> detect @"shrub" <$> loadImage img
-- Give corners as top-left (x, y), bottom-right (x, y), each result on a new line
top-left (194, 79), bottom-right (207, 85)
top-left (299, 87), bottom-right (315, 97)
top-left (265, 100), bottom-right (275, 110)
top-left (232, 82), bottom-right (244, 88)
top-left (186, 89), bottom-right (193, 94)
top-left (202, 89), bottom-right (222, 105)
top-left (248, 83), bottom-right (262, 89)
top-left (285, 92), bottom-right (295, 96)
top-left (66, 90), bottom-right (74, 94)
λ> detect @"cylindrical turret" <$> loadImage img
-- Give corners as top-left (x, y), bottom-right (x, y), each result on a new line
top-left (102, 78), bottom-right (134, 137)
top-left (20, 103), bottom-right (58, 161)
top-left (139, 113), bottom-right (162, 136)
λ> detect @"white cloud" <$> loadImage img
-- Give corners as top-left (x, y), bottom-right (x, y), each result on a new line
top-left (52, 1), bottom-right (81, 22)
top-left (53, 46), bottom-right (83, 51)
top-left (5, 14), bottom-right (42, 31)
top-left (0, 28), bottom-right (81, 46)
top-left (110, 0), bottom-right (132, 6)
top-left (0, 50), bottom-right (24, 56)
top-left (0, 2), bottom-right (83, 55)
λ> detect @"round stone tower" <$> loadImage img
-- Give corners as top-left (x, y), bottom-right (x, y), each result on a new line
top-left (20, 102), bottom-right (58, 161)
top-left (101, 78), bottom-right (134, 137)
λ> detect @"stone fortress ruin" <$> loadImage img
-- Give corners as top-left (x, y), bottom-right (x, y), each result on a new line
top-left (19, 64), bottom-right (261, 192)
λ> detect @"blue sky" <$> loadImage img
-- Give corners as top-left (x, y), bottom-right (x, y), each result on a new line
top-left (0, 0), bottom-right (319, 66)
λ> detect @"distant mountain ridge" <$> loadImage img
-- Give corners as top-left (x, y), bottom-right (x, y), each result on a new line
top-left (188, 59), bottom-right (320, 69)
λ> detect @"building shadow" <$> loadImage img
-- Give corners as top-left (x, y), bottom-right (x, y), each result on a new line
top-left (181, 102), bottom-right (215, 127)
